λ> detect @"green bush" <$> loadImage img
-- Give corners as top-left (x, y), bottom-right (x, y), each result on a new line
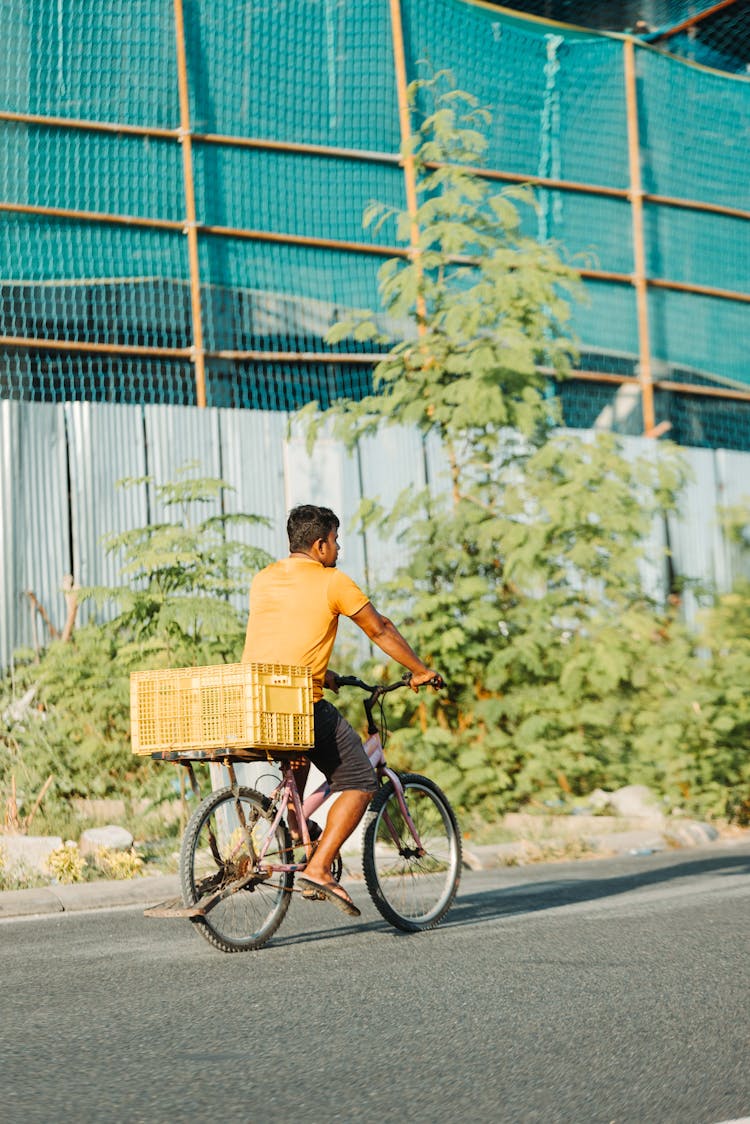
top-left (0, 468), bottom-right (272, 826)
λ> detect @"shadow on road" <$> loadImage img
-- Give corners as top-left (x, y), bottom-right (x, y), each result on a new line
top-left (265, 849), bottom-right (750, 948)
top-left (440, 849), bottom-right (750, 931)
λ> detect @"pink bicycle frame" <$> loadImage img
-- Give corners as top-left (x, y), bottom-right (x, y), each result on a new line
top-left (250, 733), bottom-right (425, 872)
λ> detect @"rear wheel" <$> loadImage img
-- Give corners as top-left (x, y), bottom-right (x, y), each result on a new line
top-left (362, 773), bottom-right (461, 932)
top-left (180, 786), bottom-right (292, 952)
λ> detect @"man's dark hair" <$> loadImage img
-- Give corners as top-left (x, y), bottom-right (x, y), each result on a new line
top-left (287, 505), bottom-right (339, 553)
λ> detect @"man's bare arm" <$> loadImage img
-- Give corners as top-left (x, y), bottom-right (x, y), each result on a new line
top-left (350, 602), bottom-right (440, 690)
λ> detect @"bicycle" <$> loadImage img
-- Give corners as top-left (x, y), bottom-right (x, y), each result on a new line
top-left (148, 673), bottom-right (462, 952)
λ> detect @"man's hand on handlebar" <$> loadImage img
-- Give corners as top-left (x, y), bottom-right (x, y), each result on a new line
top-left (325, 668), bottom-right (445, 694)
top-left (408, 668), bottom-right (445, 692)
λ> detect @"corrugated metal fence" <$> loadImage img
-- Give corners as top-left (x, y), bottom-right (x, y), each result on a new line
top-left (1, 400), bottom-right (750, 671)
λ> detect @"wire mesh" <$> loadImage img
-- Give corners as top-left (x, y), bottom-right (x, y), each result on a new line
top-left (0, 124), bottom-right (184, 221)
top-left (0, 351), bottom-right (197, 407)
top-left (0, 0), bottom-right (179, 126)
top-left (205, 359), bottom-right (374, 412)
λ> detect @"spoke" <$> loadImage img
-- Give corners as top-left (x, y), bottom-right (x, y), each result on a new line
top-left (187, 793), bottom-right (290, 946)
top-left (372, 786), bottom-right (455, 920)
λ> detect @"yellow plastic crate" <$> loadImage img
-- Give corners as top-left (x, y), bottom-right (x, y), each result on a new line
top-left (130, 662), bottom-right (314, 755)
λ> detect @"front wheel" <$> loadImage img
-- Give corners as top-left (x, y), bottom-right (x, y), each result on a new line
top-left (180, 785), bottom-right (292, 953)
top-left (362, 773), bottom-right (461, 932)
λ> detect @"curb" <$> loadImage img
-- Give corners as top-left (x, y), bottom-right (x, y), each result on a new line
top-left (461, 821), bottom-right (725, 872)
top-left (0, 822), bottom-right (745, 920)
top-left (0, 874), bottom-right (180, 920)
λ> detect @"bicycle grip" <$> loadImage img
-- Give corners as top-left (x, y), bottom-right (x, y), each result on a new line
top-left (404, 672), bottom-right (445, 690)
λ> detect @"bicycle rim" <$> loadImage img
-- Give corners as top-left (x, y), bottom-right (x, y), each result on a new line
top-left (362, 774), bottom-right (461, 932)
top-left (180, 786), bottom-right (292, 952)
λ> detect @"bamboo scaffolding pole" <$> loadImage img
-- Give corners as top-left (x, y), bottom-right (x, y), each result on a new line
top-left (653, 378), bottom-right (750, 402)
top-left (644, 193), bottom-right (750, 222)
top-left (2, 328), bottom-right (749, 402)
top-left (388, 0), bottom-right (426, 331)
top-left (648, 277), bottom-right (750, 303)
top-left (0, 108), bottom-right (178, 139)
top-left (423, 160), bottom-right (630, 200)
top-left (651, 0), bottom-right (740, 42)
top-left (206, 350), bottom-right (389, 363)
top-left (199, 223), bottom-right (405, 258)
top-left (0, 335), bottom-right (190, 358)
top-left (195, 131), bottom-right (401, 165)
top-left (0, 200), bottom-right (184, 232)
top-left (624, 39), bottom-right (656, 437)
top-left (545, 369), bottom-right (750, 404)
top-left (173, 0), bottom-right (206, 408)
top-left (2, 111), bottom-right (749, 225)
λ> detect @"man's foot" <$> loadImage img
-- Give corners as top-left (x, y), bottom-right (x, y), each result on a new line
top-left (296, 875), bottom-right (361, 918)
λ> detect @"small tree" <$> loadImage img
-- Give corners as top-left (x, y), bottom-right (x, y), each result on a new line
top-left (304, 76), bottom-right (707, 817)
top-left (302, 72), bottom-right (581, 489)
top-left (86, 467), bottom-right (271, 669)
top-left (366, 432), bottom-right (688, 814)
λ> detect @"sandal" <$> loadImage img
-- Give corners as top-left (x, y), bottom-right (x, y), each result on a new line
top-left (296, 876), bottom-right (360, 918)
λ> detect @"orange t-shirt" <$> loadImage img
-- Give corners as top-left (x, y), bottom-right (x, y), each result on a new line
top-left (241, 557), bottom-right (370, 700)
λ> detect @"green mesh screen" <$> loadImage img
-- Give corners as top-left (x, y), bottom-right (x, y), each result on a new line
top-left (206, 360), bottom-right (373, 412)
top-left (0, 0), bottom-right (748, 447)
top-left (184, 0), bottom-right (399, 149)
top-left (0, 1), bottom-right (179, 126)
top-left (559, 376), bottom-right (750, 453)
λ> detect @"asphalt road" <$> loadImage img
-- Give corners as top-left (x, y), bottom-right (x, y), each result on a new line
top-left (3, 842), bottom-right (749, 1124)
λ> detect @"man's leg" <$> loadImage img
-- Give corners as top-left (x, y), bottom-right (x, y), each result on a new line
top-left (303, 788), bottom-right (371, 885)
top-left (299, 701), bottom-right (376, 907)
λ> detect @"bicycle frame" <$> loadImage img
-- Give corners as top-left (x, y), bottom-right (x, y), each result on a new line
top-left (247, 682), bottom-right (428, 875)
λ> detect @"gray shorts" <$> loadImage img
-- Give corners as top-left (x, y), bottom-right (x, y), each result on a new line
top-left (309, 699), bottom-right (378, 794)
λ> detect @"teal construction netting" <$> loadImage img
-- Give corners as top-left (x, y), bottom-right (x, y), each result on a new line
top-left (0, 0), bottom-right (748, 446)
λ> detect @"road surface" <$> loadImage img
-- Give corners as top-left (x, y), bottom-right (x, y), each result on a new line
top-left (2, 842), bottom-right (749, 1123)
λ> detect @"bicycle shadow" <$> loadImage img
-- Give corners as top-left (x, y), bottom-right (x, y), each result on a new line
top-left (271, 848), bottom-right (750, 946)
top-left (438, 848), bottom-right (750, 931)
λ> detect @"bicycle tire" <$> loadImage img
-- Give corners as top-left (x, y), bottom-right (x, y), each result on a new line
top-left (362, 773), bottom-right (461, 932)
top-left (180, 785), bottom-right (292, 953)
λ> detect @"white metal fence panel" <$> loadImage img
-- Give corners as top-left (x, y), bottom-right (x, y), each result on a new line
top-left (357, 425), bottom-right (429, 589)
top-left (143, 404), bottom-right (223, 525)
top-left (219, 407), bottom-right (288, 617)
top-left (714, 448), bottom-right (750, 588)
top-left (2, 402), bottom-right (750, 670)
top-left (283, 418), bottom-right (368, 591)
top-left (65, 403), bottom-right (148, 606)
top-left (0, 402), bottom-right (70, 659)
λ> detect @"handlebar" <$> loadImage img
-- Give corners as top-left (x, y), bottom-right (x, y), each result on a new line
top-left (333, 672), bottom-right (445, 695)
top-left (331, 671), bottom-right (445, 739)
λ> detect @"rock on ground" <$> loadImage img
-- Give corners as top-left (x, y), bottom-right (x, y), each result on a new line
top-left (0, 834), bottom-right (63, 874)
top-left (79, 825), bottom-right (134, 856)
top-left (607, 784), bottom-right (664, 820)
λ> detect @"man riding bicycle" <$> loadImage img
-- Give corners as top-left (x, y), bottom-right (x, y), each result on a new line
top-left (242, 504), bottom-right (441, 917)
